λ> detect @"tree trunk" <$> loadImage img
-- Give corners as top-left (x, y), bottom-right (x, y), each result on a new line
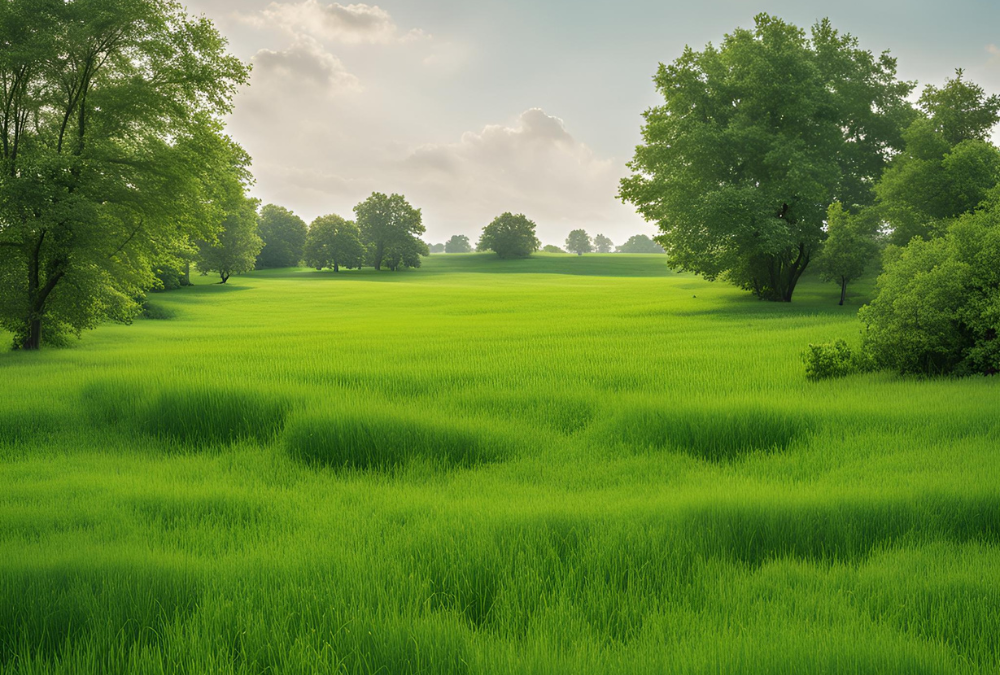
top-left (333, 261), bottom-right (339, 273)
top-left (183, 261), bottom-right (191, 286)
top-left (21, 318), bottom-right (42, 351)
top-left (220, 272), bottom-right (229, 284)
top-left (839, 278), bottom-right (847, 306)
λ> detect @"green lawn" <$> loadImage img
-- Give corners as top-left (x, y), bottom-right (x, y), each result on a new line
top-left (1, 253), bottom-right (998, 674)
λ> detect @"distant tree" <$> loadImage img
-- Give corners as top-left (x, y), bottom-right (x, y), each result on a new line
top-left (816, 203), bottom-right (879, 305)
top-left (478, 213), bottom-right (540, 259)
top-left (875, 72), bottom-right (1000, 245)
top-left (594, 234), bottom-right (614, 253)
top-left (354, 193), bottom-right (425, 271)
top-left (620, 14), bottom-right (914, 301)
top-left (304, 215), bottom-right (366, 272)
top-left (256, 205), bottom-right (307, 269)
top-left (429, 243), bottom-right (446, 253)
top-left (198, 197), bottom-right (264, 284)
top-left (617, 235), bottom-right (665, 254)
top-left (859, 196), bottom-right (1000, 375)
top-left (542, 245), bottom-right (567, 253)
top-left (0, 0), bottom-right (249, 349)
top-left (445, 234), bottom-right (473, 253)
top-left (382, 236), bottom-right (429, 271)
top-left (565, 229), bottom-right (593, 255)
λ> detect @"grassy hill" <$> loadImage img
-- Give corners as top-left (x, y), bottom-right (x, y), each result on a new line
top-left (1, 253), bottom-right (997, 674)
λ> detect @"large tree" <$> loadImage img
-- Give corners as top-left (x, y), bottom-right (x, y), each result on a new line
top-left (354, 192), bottom-right (425, 271)
top-left (874, 73), bottom-right (1000, 245)
top-left (197, 196), bottom-right (263, 284)
top-left (593, 234), bottom-right (614, 253)
top-left (565, 229), bottom-right (593, 256)
top-left (620, 14), bottom-right (913, 301)
top-left (0, 0), bottom-right (248, 349)
top-left (478, 213), bottom-right (540, 259)
top-left (256, 204), bottom-right (307, 269)
top-left (304, 214), bottom-right (366, 272)
top-left (444, 234), bottom-right (472, 253)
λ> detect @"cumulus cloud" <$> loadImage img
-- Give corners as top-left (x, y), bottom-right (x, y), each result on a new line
top-left (249, 1), bottom-right (428, 44)
top-left (251, 36), bottom-right (361, 92)
top-left (397, 109), bottom-right (644, 242)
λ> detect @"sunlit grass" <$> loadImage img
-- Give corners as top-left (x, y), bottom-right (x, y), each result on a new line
top-left (1, 253), bottom-right (997, 674)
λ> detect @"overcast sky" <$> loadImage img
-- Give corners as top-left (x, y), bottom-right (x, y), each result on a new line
top-left (183, 0), bottom-right (1000, 246)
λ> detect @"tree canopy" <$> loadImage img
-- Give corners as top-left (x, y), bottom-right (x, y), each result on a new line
top-left (593, 234), bottom-right (614, 253)
top-left (198, 197), bottom-right (263, 284)
top-left (304, 215), bottom-right (366, 272)
top-left (354, 193), bottom-right (425, 271)
top-left (478, 213), bottom-right (540, 259)
top-left (620, 14), bottom-right (914, 301)
top-left (859, 194), bottom-right (1000, 375)
top-left (0, 0), bottom-right (249, 348)
top-left (445, 234), bottom-right (473, 253)
top-left (565, 229), bottom-right (593, 255)
top-left (874, 73), bottom-right (1000, 245)
top-left (617, 235), bottom-right (665, 254)
top-left (815, 203), bottom-right (879, 305)
top-left (256, 204), bottom-right (307, 269)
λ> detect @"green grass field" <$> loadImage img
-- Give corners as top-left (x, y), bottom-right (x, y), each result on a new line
top-left (2, 253), bottom-right (998, 674)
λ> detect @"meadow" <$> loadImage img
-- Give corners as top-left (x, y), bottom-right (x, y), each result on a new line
top-left (1, 253), bottom-right (998, 674)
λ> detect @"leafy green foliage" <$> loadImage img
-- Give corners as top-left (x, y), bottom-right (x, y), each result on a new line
top-left (816, 203), bottom-right (880, 305)
top-left (593, 234), bottom-right (614, 253)
top-left (478, 212), bottom-right (540, 258)
top-left (197, 196), bottom-right (263, 284)
top-left (802, 340), bottom-right (859, 380)
top-left (0, 0), bottom-right (249, 349)
top-left (860, 199), bottom-right (1000, 375)
top-left (616, 234), bottom-right (665, 254)
top-left (303, 215), bottom-right (366, 272)
top-left (620, 14), bottom-right (913, 301)
top-left (256, 204), bottom-right (307, 269)
top-left (429, 243), bottom-right (446, 253)
top-left (565, 229), bottom-right (593, 255)
top-left (875, 73), bottom-right (1000, 245)
top-left (445, 234), bottom-right (473, 253)
top-left (354, 192), bottom-right (425, 271)
top-left (542, 244), bottom-right (567, 253)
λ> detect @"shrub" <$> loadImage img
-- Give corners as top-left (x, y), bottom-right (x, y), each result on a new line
top-left (802, 340), bottom-right (858, 380)
top-left (859, 201), bottom-right (1000, 375)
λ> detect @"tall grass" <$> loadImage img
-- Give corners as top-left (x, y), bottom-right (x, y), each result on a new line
top-left (0, 254), bottom-right (997, 674)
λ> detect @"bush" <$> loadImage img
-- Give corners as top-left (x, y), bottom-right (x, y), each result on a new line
top-left (802, 340), bottom-right (858, 380)
top-left (859, 201), bottom-right (1000, 375)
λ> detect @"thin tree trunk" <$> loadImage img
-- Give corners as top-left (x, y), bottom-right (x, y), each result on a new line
top-left (839, 278), bottom-right (847, 306)
top-left (333, 261), bottom-right (339, 273)
top-left (22, 318), bottom-right (41, 350)
top-left (220, 272), bottom-right (229, 284)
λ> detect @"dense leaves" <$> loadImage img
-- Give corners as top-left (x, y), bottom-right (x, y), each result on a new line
top-left (620, 14), bottom-right (913, 301)
top-left (478, 213), bottom-right (540, 259)
top-left (617, 235), bottom-right (665, 254)
top-left (816, 203), bottom-right (879, 305)
top-left (256, 204), bottom-right (307, 269)
top-left (593, 234), bottom-right (614, 253)
top-left (859, 197), bottom-right (1000, 375)
top-left (304, 215), bottom-right (365, 272)
top-left (354, 193), bottom-right (426, 271)
top-left (565, 229), bottom-right (593, 255)
top-left (444, 234), bottom-right (472, 253)
top-left (0, 0), bottom-right (249, 348)
top-left (197, 197), bottom-right (263, 284)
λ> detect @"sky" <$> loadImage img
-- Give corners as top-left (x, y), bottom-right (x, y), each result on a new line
top-left (183, 0), bottom-right (1000, 247)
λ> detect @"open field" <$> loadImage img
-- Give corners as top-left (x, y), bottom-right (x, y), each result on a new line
top-left (1, 253), bottom-right (998, 674)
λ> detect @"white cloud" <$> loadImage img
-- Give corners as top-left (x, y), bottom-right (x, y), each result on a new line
top-left (249, 1), bottom-right (429, 45)
top-left (396, 109), bottom-right (644, 242)
top-left (251, 36), bottom-right (361, 92)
